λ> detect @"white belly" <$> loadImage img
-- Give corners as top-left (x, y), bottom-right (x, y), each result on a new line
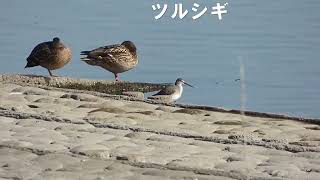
top-left (171, 86), bottom-right (183, 101)
top-left (171, 93), bottom-right (181, 101)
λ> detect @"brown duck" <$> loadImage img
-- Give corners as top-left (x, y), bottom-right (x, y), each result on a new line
top-left (81, 41), bottom-right (138, 81)
top-left (25, 37), bottom-right (72, 76)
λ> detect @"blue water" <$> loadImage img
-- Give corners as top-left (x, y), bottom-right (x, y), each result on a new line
top-left (1, 0), bottom-right (320, 118)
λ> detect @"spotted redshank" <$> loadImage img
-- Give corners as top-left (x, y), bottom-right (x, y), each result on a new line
top-left (81, 41), bottom-right (138, 81)
top-left (148, 78), bottom-right (194, 103)
top-left (25, 37), bottom-right (72, 76)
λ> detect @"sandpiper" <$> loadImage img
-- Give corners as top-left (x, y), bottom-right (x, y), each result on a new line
top-left (81, 41), bottom-right (138, 81)
top-left (25, 37), bottom-right (72, 76)
top-left (148, 78), bottom-right (194, 103)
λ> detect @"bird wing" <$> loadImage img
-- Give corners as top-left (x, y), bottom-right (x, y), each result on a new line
top-left (84, 44), bottom-right (130, 63)
top-left (153, 85), bottom-right (176, 96)
top-left (27, 41), bottom-right (54, 64)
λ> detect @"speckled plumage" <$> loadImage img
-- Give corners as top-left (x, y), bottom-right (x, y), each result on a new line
top-left (81, 41), bottom-right (138, 81)
top-left (26, 37), bottom-right (72, 76)
top-left (152, 85), bottom-right (182, 97)
top-left (149, 78), bottom-right (194, 103)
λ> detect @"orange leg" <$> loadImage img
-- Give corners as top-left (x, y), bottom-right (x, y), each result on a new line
top-left (114, 73), bottom-right (119, 81)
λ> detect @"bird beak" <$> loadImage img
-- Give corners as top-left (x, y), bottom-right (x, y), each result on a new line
top-left (183, 81), bottom-right (194, 88)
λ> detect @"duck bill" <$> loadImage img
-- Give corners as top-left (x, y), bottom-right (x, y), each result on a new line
top-left (184, 82), bottom-right (194, 88)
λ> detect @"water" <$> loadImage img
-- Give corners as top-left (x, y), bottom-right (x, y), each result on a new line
top-left (1, 0), bottom-right (320, 118)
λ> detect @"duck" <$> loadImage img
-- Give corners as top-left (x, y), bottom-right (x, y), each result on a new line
top-left (25, 37), bottom-right (72, 76)
top-left (81, 41), bottom-right (138, 81)
top-left (148, 78), bottom-right (194, 103)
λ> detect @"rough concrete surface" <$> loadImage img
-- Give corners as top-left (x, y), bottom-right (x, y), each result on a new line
top-left (0, 74), bottom-right (320, 180)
